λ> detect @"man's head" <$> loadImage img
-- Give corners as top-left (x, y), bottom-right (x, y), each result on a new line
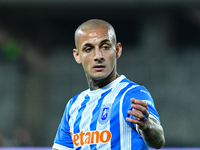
top-left (74, 19), bottom-right (117, 49)
top-left (73, 19), bottom-right (122, 82)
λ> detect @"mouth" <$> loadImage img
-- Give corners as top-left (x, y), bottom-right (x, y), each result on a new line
top-left (93, 65), bottom-right (105, 71)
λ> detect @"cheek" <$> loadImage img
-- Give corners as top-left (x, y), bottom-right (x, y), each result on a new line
top-left (81, 59), bottom-right (88, 68)
top-left (109, 52), bottom-right (116, 62)
top-left (107, 53), bottom-right (116, 68)
top-left (80, 56), bottom-right (91, 70)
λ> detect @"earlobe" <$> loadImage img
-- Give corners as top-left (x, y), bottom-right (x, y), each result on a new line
top-left (116, 43), bottom-right (122, 58)
top-left (73, 49), bottom-right (81, 64)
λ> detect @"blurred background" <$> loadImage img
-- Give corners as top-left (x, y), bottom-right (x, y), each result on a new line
top-left (0, 0), bottom-right (200, 148)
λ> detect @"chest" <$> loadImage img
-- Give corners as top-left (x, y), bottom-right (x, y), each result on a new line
top-left (68, 93), bottom-right (122, 134)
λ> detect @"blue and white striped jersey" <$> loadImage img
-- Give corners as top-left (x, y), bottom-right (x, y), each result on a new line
top-left (53, 75), bottom-right (160, 150)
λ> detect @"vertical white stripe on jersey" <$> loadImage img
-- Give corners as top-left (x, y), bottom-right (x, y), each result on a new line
top-left (119, 85), bottom-right (139, 150)
top-left (79, 95), bottom-right (100, 150)
top-left (68, 91), bottom-right (88, 137)
top-left (96, 82), bottom-right (129, 149)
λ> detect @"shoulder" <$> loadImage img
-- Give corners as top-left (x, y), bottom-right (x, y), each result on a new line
top-left (120, 77), bottom-right (153, 102)
top-left (65, 89), bottom-right (89, 116)
top-left (68, 89), bottom-right (89, 105)
top-left (120, 77), bottom-right (149, 94)
top-left (124, 85), bottom-right (152, 102)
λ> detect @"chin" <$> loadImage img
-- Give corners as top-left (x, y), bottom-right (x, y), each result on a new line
top-left (92, 76), bottom-right (106, 81)
top-left (91, 74), bottom-right (108, 81)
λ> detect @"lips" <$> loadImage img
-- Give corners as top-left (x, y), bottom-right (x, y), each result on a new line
top-left (93, 65), bottom-right (105, 71)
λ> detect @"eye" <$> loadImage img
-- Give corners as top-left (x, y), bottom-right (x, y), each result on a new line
top-left (101, 44), bottom-right (110, 50)
top-left (84, 47), bottom-right (93, 52)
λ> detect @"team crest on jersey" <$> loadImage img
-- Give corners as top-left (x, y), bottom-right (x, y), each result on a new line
top-left (98, 104), bottom-right (112, 124)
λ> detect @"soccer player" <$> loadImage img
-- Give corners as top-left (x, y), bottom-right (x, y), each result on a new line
top-left (52, 19), bottom-right (165, 150)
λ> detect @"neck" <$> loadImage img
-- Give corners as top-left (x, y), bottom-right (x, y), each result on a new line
top-left (87, 73), bottom-right (119, 91)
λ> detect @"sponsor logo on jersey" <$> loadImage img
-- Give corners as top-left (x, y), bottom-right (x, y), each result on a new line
top-left (71, 130), bottom-right (112, 147)
top-left (98, 104), bottom-right (112, 124)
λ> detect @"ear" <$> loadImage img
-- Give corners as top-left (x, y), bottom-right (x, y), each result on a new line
top-left (116, 42), bottom-right (122, 59)
top-left (73, 49), bottom-right (81, 64)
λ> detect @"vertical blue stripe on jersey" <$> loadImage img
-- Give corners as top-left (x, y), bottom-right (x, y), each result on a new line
top-left (73, 94), bottom-right (90, 134)
top-left (90, 89), bottom-right (111, 130)
top-left (89, 89), bottom-right (111, 150)
top-left (110, 83), bottom-right (132, 150)
top-left (67, 93), bottom-right (81, 121)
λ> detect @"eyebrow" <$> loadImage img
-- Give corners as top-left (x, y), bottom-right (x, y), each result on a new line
top-left (100, 39), bottom-right (111, 45)
top-left (82, 39), bottom-right (111, 48)
top-left (82, 43), bottom-right (93, 48)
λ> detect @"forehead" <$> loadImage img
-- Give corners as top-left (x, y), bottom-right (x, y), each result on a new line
top-left (76, 27), bottom-right (115, 45)
top-left (79, 27), bottom-right (110, 39)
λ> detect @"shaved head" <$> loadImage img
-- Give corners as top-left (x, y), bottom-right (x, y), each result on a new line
top-left (74, 19), bottom-right (117, 48)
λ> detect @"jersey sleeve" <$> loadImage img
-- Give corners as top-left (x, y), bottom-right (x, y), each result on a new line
top-left (122, 85), bottom-right (161, 129)
top-left (53, 101), bottom-right (74, 149)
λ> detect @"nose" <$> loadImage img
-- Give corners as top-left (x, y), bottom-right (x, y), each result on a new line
top-left (94, 48), bottom-right (104, 61)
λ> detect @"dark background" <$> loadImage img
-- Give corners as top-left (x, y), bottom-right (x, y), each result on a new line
top-left (0, 0), bottom-right (200, 148)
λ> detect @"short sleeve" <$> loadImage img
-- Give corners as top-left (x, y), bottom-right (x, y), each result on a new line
top-left (122, 85), bottom-right (160, 129)
top-left (53, 102), bottom-right (74, 149)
